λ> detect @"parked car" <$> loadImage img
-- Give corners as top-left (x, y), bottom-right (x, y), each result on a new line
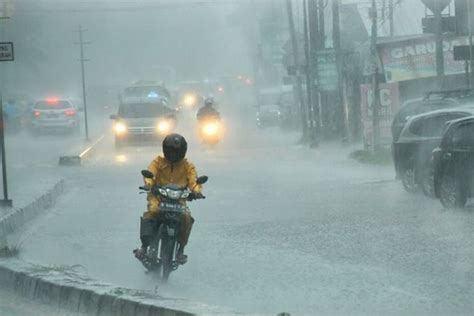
top-left (391, 88), bottom-right (474, 142)
top-left (433, 116), bottom-right (474, 208)
top-left (110, 100), bottom-right (177, 148)
top-left (30, 97), bottom-right (81, 134)
top-left (393, 108), bottom-right (474, 195)
top-left (256, 104), bottom-right (282, 128)
top-left (256, 86), bottom-right (292, 129)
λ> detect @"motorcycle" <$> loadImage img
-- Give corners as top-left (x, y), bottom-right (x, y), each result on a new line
top-left (197, 115), bottom-right (222, 145)
top-left (136, 170), bottom-right (207, 281)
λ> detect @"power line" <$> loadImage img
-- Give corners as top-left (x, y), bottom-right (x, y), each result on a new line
top-left (14, 1), bottom-right (238, 14)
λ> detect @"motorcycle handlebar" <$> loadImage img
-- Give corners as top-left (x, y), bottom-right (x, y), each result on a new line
top-left (187, 192), bottom-right (206, 201)
top-left (138, 186), bottom-right (206, 201)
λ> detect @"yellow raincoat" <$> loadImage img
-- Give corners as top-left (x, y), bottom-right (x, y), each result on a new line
top-left (143, 156), bottom-right (202, 246)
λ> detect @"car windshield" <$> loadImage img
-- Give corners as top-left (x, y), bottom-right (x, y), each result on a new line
top-left (34, 101), bottom-right (72, 110)
top-left (118, 103), bottom-right (172, 118)
top-left (123, 86), bottom-right (171, 100)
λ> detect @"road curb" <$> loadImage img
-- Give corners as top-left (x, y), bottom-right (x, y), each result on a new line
top-left (0, 179), bottom-right (65, 237)
top-left (0, 263), bottom-right (197, 316)
top-left (0, 258), bottom-right (234, 315)
top-left (59, 134), bottom-right (105, 166)
top-left (0, 179), bottom-right (230, 315)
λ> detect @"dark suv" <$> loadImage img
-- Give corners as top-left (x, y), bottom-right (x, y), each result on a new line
top-left (433, 116), bottom-right (474, 208)
top-left (392, 89), bottom-right (474, 142)
top-left (393, 108), bottom-right (474, 195)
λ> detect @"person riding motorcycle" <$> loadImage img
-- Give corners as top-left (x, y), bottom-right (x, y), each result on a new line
top-left (134, 134), bottom-right (204, 264)
top-left (197, 96), bottom-right (220, 121)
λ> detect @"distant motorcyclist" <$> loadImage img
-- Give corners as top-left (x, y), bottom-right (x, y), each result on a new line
top-left (3, 99), bottom-right (21, 132)
top-left (134, 134), bottom-right (203, 264)
top-left (197, 96), bottom-right (220, 121)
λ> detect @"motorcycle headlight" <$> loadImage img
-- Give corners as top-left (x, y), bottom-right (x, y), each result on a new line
top-left (203, 122), bottom-right (219, 135)
top-left (183, 94), bottom-right (196, 107)
top-left (166, 189), bottom-right (182, 200)
top-left (157, 120), bottom-right (171, 134)
top-left (114, 122), bottom-right (127, 135)
top-left (158, 188), bottom-right (167, 196)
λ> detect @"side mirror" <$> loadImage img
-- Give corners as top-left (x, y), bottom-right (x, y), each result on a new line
top-left (141, 170), bottom-right (154, 179)
top-left (196, 176), bottom-right (208, 185)
top-left (110, 114), bottom-right (118, 120)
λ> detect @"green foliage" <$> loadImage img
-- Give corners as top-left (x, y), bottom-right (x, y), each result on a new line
top-left (349, 148), bottom-right (393, 165)
top-left (0, 246), bottom-right (19, 258)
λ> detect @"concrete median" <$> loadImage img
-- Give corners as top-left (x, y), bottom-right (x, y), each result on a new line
top-left (59, 134), bottom-right (105, 166)
top-left (0, 177), bottom-right (231, 315)
top-left (0, 259), bottom-right (228, 316)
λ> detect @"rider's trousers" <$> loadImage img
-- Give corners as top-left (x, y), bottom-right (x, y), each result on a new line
top-left (143, 195), bottom-right (194, 247)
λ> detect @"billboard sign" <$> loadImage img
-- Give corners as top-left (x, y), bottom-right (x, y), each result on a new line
top-left (379, 36), bottom-right (469, 82)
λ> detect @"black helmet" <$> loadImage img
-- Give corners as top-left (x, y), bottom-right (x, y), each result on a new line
top-left (163, 133), bottom-right (187, 163)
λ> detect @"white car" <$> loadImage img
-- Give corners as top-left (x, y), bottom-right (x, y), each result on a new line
top-left (30, 97), bottom-right (80, 133)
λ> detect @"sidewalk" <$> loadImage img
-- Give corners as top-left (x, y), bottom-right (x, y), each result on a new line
top-left (0, 168), bottom-right (62, 219)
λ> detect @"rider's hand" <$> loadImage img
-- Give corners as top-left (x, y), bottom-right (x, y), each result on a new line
top-left (188, 192), bottom-right (205, 200)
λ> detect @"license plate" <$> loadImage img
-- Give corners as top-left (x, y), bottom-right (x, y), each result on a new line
top-left (160, 203), bottom-right (184, 211)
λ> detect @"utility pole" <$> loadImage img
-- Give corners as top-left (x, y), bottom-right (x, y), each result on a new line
top-left (332, 0), bottom-right (349, 142)
top-left (286, 0), bottom-right (308, 140)
top-left (370, 0), bottom-right (380, 151)
top-left (434, 2), bottom-right (445, 79)
top-left (389, 0), bottom-right (394, 37)
top-left (309, 0), bottom-right (321, 143)
top-left (303, 0), bottom-right (315, 147)
top-left (0, 92), bottom-right (11, 207)
top-left (0, 14), bottom-right (12, 207)
top-left (76, 25), bottom-right (90, 141)
top-left (469, 0), bottom-right (473, 88)
top-left (318, 0), bottom-right (325, 43)
top-left (317, 0), bottom-right (326, 135)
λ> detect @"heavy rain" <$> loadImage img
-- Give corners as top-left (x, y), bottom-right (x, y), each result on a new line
top-left (0, 0), bottom-right (473, 315)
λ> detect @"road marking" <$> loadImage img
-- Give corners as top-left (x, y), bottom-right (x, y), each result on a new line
top-left (357, 179), bottom-right (396, 185)
top-left (79, 134), bottom-right (105, 159)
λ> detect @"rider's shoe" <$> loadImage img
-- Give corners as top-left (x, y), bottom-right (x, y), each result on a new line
top-left (176, 253), bottom-right (188, 265)
top-left (133, 247), bottom-right (146, 260)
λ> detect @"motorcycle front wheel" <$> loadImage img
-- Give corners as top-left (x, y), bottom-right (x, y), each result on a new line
top-left (160, 237), bottom-right (176, 281)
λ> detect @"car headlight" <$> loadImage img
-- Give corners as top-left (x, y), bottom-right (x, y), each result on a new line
top-left (183, 94), bottom-right (196, 107)
top-left (114, 122), bottom-right (127, 135)
top-left (157, 120), bottom-right (171, 134)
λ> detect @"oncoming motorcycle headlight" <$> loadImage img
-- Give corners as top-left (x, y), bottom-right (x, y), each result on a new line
top-left (203, 122), bottom-right (219, 136)
top-left (183, 94), bottom-right (196, 107)
top-left (114, 122), bottom-right (127, 135)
